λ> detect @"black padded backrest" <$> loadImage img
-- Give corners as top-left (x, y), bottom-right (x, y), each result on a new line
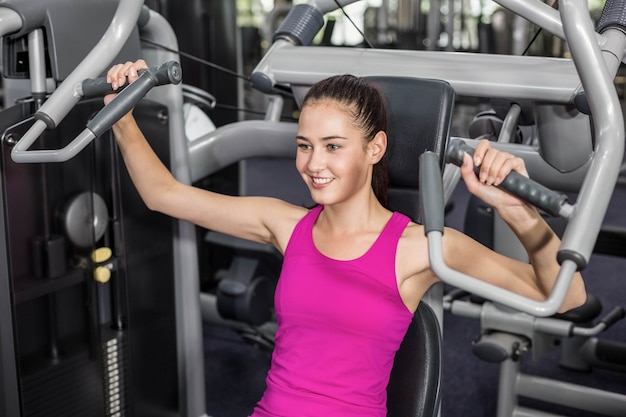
top-left (365, 77), bottom-right (453, 417)
top-left (366, 76), bottom-right (455, 222)
top-left (387, 302), bottom-right (442, 417)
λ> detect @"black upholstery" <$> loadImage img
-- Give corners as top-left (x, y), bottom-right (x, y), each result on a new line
top-left (366, 76), bottom-right (455, 417)
top-left (368, 76), bottom-right (455, 222)
top-left (387, 302), bottom-right (443, 417)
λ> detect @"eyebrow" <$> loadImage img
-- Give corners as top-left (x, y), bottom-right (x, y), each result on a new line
top-left (295, 135), bottom-right (348, 141)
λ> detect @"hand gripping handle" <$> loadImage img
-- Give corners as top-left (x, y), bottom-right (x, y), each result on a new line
top-left (446, 138), bottom-right (570, 217)
top-left (85, 61), bottom-right (182, 137)
top-left (420, 142), bottom-right (579, 317)
top-left (11, 61), bottom-right (181, 163)
top-left (79, 60), bottom-right (182, 99)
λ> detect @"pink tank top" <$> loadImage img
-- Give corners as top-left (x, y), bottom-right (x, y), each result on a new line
top-left (251, 205), bottom-right (413, 417)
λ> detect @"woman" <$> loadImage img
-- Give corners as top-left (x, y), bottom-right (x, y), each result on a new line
top-left (106, 61), bottom-right (586, 417)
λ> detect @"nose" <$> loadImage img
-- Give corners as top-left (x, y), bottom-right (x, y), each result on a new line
top-left (306, 147), bottom-right (326, 172)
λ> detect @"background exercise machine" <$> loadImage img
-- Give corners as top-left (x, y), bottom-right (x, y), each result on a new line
top-left (1, 0), bottom-right (625, 416)
top-left (0, 1), bottom-right (208, 416)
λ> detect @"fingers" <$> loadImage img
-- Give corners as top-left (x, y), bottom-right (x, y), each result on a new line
top-left (106, 59), bottom-right (148, 90)
top-left (460, 152), bottom-right (479, 187)
top-left (472, 139), bottom-right (527, 186)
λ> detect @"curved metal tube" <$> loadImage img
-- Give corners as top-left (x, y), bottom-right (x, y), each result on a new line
top-left (424, 1), bottom-right (625, 316)
top-left (428, 232), bottom-right (580, 316)
top-left (495, 0), bottom-right (566, 39)
top-left (10, 0), bottom-right (144, 163)
top-left (188, 120), bottom-right (298, 182)
top-left (421, 150), bottom-right (577, 317)
top-left (558, 0), bottom-right (625, 267)
top-left (0, 7), bottom-right (22, 37)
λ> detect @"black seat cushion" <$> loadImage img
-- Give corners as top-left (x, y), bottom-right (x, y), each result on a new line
top-left (365, 77), bottom-right (454, 417)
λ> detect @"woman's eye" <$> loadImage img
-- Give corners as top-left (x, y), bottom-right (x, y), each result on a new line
top-left (297, 143), bottom-right (311, 150)
top-left (327, 144), bottom-right (340, 151)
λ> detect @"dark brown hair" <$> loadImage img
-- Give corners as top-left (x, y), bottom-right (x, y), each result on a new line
top-left (301, 75), bottom-right (389, 207)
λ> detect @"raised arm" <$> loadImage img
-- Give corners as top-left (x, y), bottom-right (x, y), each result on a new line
top-left (105, 60), bottom-right (305, 251)
top-left (444, 140), bottom-right (586, 313)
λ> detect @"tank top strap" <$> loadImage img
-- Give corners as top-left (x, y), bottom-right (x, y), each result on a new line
top-left (284, 205), bottom-right (323, 256)
top-left (373, 211), bottom-right (411, 253)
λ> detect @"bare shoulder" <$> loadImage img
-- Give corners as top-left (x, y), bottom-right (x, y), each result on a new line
top-left (396, 220), bottom-right (440, 312)
top-left (260, 198), bottom-right (310, 253)
top-left (396, 221), bottom-right (430, 278)
top-left (396, 222), bottom-right (476, 266)
top-left (440, 224), bottom-right (483, 253)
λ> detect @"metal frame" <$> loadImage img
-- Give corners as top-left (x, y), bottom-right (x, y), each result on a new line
top-left (1, 0), bottom-right (625, 415)
top-left (0, 1), bottom-right (208, 416)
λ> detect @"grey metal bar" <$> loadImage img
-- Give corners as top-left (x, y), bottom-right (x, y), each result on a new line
top-left (600, 28), bottom-right (626, 73)
top-left (557, 0), bottom-right (625, 267)
top-left (140, 8), bottom-right (209, 417)
top-left (27, 29), bottom-right (47, 98)
top-left (497, 359), bottom-right (519, 417)
top-left (252, 42), bottom-right (581, 102)
top-left (0, 7), bottom-right (22, 37)
top-left (188, 121), bottom-right (297, 183)
top-left (517, 373), bottom-right (626, 416)
top-left (446, 300), bottom-right (482, 320)
top-left (428, 231), bottom-right (579, 316)
top-left (498, 104), bottom-right (521, 144)
top-left (494, 0), bottom-right (565, 40)
top-left (264, 95), bottom-right (284, 122)
top-left (12, 127), bottom-right (97, 163)
top-left (513, 406), bottom-right (563, 417)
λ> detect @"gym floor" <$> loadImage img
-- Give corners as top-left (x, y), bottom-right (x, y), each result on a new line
top-left (202, 170), bottom-right (626, 417)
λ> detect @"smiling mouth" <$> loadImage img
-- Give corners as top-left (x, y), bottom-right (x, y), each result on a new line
top-left (311, 177), bottom-right (333, 185)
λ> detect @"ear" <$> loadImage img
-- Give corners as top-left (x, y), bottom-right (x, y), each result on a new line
top-left (368, 131), bottom-right (387, 164)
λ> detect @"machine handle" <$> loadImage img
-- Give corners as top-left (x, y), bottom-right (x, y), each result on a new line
top-left (601, 306), bottom-right (626, 328)
top-left (10, 0), bottom-right (146, 164)
top-left (421, 139), bottom-right (579, 317)
top-left (79, 60), bottom-right (182, 99)
top-left (596, 0), bottom-right (626, 33)
top-left (571, 305), bottom-right (626, 337)
top-left (86, 61), bottom-right (182, 137)
top-left (419, 151), bottom-right (445, 234)
top-left (10, 61), bottom-right (181, 163)
top-left (446, 138), bottom-right (570, 217)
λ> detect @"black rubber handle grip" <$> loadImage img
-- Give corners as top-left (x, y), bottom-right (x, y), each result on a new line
top-left (419, 151), bottom-right (445, 234)
top-left (601, 306), bottom-right (626, 329)
top-left (596, 0), bottom-right (626, 33)
top-left (272, 3), bottom-right (325, 46)
top-left (446, 139), bottom-right (568, 217)
top-left (81, 60), bottom-right (182, 99)
top-left (86, 61), bottom-right (182, 137)
top-left (498, 172), bottom-right (568, 217)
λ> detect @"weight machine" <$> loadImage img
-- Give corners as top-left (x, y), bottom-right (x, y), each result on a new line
top-left (0, 1), bottom-right (207, 416)
top-left (0, 0), bottom-right (625, 416)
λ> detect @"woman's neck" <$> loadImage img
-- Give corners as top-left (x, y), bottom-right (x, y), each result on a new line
top-left (317, 194), bottom-right (390, 235)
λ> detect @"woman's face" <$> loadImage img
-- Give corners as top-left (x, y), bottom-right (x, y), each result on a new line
top-left (295, 100), bottom-right (381, 206)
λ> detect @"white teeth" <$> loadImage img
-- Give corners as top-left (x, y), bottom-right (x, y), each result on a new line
top-left (312, 177), bottom-right (332, 184)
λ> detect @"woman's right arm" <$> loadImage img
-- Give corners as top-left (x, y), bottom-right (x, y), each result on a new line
top-left (107, 61), bottom-right (305, 251)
